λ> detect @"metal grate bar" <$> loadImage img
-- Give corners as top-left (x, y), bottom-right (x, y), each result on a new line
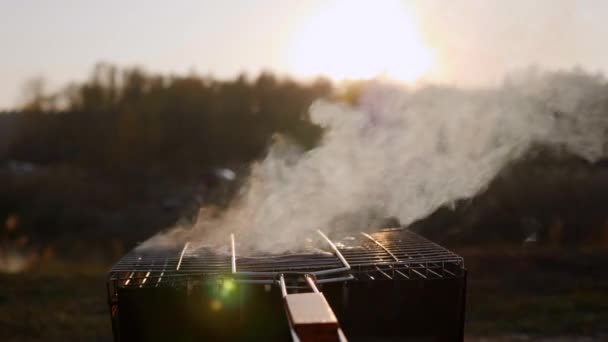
top-left (175, 242), bottom-right (190, 271)
top-left (312, 230), bottom-right (351, 277)
top-left (361, 232), bottom-right (400, 262)
top-left (231, 233), bottom-right (236, 273)
top-left (109, 228), bottom-right (464, 289)
top-left (374, 266), bottom-right (392, 280)
top-left (155, 259), bottom-right (168, 287)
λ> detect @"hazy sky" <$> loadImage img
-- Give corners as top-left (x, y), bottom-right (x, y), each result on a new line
top-left (1, 0), bottom-right (607, 109)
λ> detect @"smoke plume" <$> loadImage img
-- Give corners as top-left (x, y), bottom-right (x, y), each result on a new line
top-left (143, 69), bottom-right (608, 254)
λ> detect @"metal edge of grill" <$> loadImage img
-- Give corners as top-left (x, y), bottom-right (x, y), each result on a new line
top-left (107, 227), bottom-right (465, 292)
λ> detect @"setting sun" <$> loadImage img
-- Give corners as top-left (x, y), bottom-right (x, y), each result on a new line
top-left (288, 0), bottom-right (433, 82)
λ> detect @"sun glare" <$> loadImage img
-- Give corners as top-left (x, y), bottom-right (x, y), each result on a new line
top-left (288, 0), bottom-right (433, 82)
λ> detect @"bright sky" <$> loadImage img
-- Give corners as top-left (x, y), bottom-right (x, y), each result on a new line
top-left (1, 0), bottom-right (608, 109)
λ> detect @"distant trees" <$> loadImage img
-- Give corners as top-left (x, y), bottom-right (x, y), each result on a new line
top-left (0, 64), bottom-right (335, 247)
top-left (20, 77), bottom-right (56, 112)
top-left (10, 63), bottom-right (333, 181)
top-left (8, 64), bottom-right (608, 249)
top-left (414, 147), bottom-right (608, 247)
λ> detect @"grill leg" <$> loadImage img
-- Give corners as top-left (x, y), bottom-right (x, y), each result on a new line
top-left (458, 269), bottom-right (468, 342)
top-left (107, 280), bottom-right (120, 342)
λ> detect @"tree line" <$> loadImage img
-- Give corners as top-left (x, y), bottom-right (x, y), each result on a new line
top-left (8, 63), bottom-right (333, 182)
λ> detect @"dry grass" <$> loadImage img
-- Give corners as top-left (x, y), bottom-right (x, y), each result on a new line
top-left (0, 262), bottom-right (111, 342)
top-left (461, 247), bottom-right (608, 338)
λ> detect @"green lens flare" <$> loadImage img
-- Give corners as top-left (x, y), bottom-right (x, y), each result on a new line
top-left (221, 279), bottom-right (236, 296)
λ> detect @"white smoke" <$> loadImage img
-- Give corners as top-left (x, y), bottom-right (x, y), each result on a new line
top-left (143, 69), bottom-right (608, 254)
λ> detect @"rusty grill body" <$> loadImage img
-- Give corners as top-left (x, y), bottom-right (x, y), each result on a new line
top-left (107, 228), bottom-right (467, 341)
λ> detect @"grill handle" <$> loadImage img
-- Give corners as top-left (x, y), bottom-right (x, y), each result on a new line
top-left (279, 274), bottom-right (348, 342)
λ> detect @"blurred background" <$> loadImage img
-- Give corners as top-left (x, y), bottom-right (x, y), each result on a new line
top-left (1, 0), bottom-right (608, 341)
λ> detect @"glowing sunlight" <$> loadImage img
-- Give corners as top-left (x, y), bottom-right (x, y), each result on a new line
top-left (288, 0), bottom-right (433, 82)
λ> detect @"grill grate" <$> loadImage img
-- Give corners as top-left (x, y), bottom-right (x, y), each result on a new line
top-left (108, 228), bottom-right (464, 289)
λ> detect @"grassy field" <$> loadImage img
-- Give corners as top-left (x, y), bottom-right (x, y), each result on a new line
top-left (0, 248), bottom-right (607, 341)
top-left (462, 247), bottom-right (608, 339)
top-left (0, 263), bottom-right (112, 342)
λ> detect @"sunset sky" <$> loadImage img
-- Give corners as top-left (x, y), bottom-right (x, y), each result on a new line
top-left (1, 0), bottom-right (607, 109)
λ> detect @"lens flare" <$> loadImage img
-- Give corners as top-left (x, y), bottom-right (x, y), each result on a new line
top-left (210, 299), bottom-right (223, 311)
top-left (221, 279), bottom-right (236, 296)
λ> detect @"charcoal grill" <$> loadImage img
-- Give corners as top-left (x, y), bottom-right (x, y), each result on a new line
top-left (107, 227), bottom-right (467, 341)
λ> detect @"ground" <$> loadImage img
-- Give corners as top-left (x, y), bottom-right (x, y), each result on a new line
top-left (462, 247), bottom-right (608, 338)
top-left (0, 263), bottom-right (111, 342)
top-left (0, 248), bottom-right (606, 341)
